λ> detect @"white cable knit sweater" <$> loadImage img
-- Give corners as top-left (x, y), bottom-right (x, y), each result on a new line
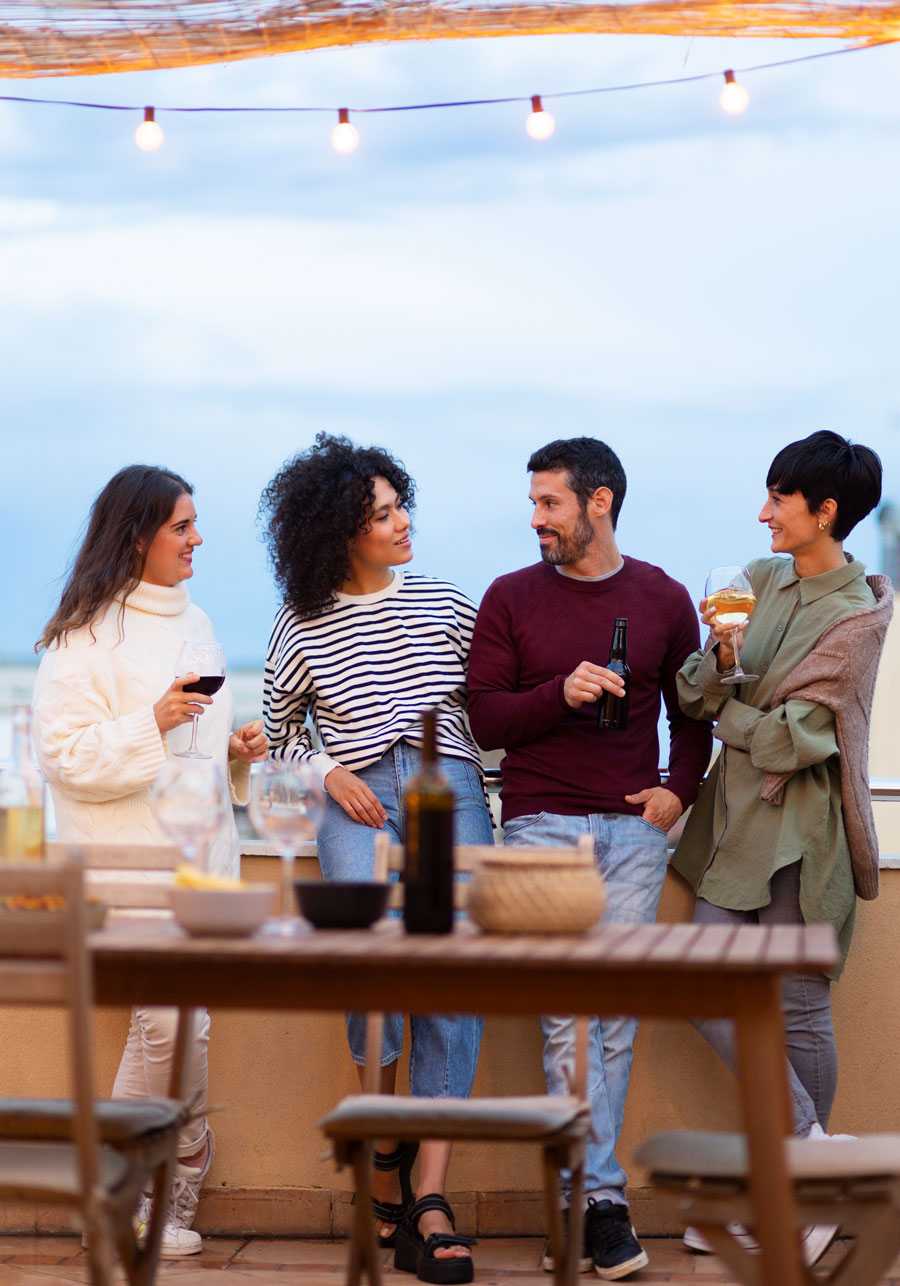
top-left (32, 581), bottom-right (246, 878)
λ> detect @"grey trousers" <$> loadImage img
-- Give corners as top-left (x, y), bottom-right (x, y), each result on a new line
top-left (692, 861), bottom-right (837, 1135)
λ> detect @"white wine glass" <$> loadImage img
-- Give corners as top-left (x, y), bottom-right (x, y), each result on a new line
top-left (705, 565), bottom-right (759, 686)
top-left (248, 760), bottom-right (326, 936)
top-left (151, 759), bottom-right (230, 870)
top-left (173, 641), bottom-right (226, 760)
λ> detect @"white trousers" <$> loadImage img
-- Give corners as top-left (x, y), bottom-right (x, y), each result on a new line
top-left (112, 1005), bottom-right (211, 1157)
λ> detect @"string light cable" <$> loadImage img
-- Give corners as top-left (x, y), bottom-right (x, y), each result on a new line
top-left (0, 36), bottom-right (895, 150)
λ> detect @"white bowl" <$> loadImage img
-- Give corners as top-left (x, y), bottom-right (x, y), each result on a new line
top-left (170, 885), bottom-right (276, 937)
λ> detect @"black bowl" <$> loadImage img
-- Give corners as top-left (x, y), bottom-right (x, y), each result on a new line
top-left (294, 880), bottom-right (391, 930)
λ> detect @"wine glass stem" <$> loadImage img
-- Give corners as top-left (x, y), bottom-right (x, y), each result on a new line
top-left (187, 713), bottom-right (200, 755)
top-left (280, 851), bottom-right (295, 919)
top-left (731, 626), bottom-right (745, 677)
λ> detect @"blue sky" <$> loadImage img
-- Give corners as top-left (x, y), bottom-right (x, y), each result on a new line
top-left (2, 32), bottom-right (898, 665)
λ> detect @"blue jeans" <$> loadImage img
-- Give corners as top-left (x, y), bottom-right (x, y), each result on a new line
top-left (503, 810), bottom-right (669, 1207)
top-left (316, 741), bottom-right (494, 1099)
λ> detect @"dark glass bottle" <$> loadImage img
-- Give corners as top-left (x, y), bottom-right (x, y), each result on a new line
top-left (597, 618), bottom-right (630, 731)
top-left (403, 709), bottom-right (454, 934)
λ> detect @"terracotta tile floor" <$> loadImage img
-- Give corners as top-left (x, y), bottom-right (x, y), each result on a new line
top-left (2, 1235), bottom-right (900, 1285)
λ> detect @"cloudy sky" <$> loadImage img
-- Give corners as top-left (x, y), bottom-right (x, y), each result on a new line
top-left (2, 30), bottom-right (898, 667)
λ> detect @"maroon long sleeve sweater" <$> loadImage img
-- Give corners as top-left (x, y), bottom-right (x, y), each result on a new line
top-left (468, 557), bottom-right (712, 825)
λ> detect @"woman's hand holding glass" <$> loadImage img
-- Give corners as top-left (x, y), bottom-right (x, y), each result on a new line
top-left (172, 641), bottom-right (226, 759)
top-left (704, 565), bottom-right (759, 685)
top-left (249, 760), bottom-right (326, 935)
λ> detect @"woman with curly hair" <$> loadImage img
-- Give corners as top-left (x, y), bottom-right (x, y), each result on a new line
top-left (260, 434), bottom-right (493, 1285)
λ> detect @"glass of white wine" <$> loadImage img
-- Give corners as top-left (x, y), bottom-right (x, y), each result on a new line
top-left (248, 760), bottom-right (325, 936)
top-left (705, 565), bottom-right (760, 686)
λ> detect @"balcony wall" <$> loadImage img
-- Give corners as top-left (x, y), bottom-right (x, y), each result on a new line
top-left (3, 810), bottom-right (900, 1239)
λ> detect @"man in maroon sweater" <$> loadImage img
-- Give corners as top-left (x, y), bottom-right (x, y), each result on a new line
top-left (468, 438), bottom-right (711, 1281)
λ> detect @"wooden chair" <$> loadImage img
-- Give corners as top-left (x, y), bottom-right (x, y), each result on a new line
top-left (636, 1128), bottom-right (900, 1286)
top-left (0, 856), bottom-right (194, 1285)
top-left (319, 834), bottom-right (596, 1286)
top-left (45, 841), bottom-right (182, 913)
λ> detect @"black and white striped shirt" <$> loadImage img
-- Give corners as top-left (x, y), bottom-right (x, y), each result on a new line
top-left (264, 572), bottom-right (483, 778)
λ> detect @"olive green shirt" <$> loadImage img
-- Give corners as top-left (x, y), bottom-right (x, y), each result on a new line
top-left (672, 556), bottom-right (876, 976)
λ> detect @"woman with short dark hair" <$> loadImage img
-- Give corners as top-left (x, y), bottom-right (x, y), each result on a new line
top-left (674, 430), bottom-right (892, 1262)
top-left (261, 433), bottom-right (493, 1285)
top-left (33, 464), bottom-right (267, 1256)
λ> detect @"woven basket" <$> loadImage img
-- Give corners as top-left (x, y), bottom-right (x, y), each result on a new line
top-left (468, 849), bottom-right (606, 935)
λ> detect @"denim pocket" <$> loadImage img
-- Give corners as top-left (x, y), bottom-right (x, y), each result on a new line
top-left (634, 815), bottom-right (669, 837)
top-left (501, 812), bottom-right (547, 838)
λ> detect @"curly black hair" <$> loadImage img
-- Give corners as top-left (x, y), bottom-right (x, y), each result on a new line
top-left (259, 433), bottom-right (416, 620)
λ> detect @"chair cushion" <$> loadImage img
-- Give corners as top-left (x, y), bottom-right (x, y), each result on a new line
top-left (320, 1094), bottom-right (591, 1142)
top-left (0, 1140), bottom-right (132, 1202)
top-left (0, 1097), bottom-right (183, 1144)
top-left (636, 1130), bottom-right (900, 1182)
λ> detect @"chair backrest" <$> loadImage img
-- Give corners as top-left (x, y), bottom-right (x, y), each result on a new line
top-left (0, 859), bottom-right (101, 1195)
top-left (366, 833), bottom-right (594, 1100)
top-left (45, 841), bottom-right (182, 912)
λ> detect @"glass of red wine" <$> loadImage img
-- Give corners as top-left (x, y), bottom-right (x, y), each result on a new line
top-left (173, 640), bottom-right (226, 760)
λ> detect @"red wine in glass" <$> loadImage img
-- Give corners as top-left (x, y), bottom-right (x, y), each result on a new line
top-left (182, 675), bottom-right (225, 698)
top-left (174, 641), bottom-right (226, 759)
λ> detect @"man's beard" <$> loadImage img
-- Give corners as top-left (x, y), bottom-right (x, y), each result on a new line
top-left (537, 510), bottom-right (595, 566)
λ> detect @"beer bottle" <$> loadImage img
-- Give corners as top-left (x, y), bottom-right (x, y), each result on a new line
top-left (403, 709), bottom-right (454, 934)
top-left (597, 618), bottom-right (630, 731)
top-left (0, 706), bottom-right (45, 860)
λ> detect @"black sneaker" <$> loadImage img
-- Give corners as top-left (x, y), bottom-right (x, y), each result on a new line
top-left (584, 1199), bottom-right (648, 1280)
top-left (541, 1206), bottom-right (593, 1274)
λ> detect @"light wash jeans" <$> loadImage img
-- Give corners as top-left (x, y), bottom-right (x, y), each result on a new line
top-left (112, 1005), bottom-right (211, 1156)
top-left (503, 810), bottom-right (669, 1207)
top-left (316, 740), bottom-right (494, 1099)
top-left (691, 861), bottom-right (836, 1136)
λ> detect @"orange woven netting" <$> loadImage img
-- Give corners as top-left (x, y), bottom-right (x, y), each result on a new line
top-left (1, 0), bottom-right (898, 79)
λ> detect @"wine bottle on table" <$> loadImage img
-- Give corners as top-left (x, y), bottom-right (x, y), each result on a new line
top-left (597, 617), bottom-right (630, 731)
top-left (403, 709), bottom-right (454, 935)
top-left (0, 705), bottom-right (45, 861)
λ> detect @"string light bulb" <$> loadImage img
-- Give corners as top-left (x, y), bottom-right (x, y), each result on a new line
top-left (719, 70), bottom-right (749, 115)
top-left (525, 94), bottom-right (555, 141)
top-left (331, 108), bottom-right (359, 154)
top-left (134, 106), bottom-right (164, 151)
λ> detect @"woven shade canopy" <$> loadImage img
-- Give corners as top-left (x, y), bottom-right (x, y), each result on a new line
top-left (1, 0), bottom-right (898, 79)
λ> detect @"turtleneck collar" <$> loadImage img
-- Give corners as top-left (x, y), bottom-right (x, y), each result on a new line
top-left (116, 580), bottom-right (191, 617)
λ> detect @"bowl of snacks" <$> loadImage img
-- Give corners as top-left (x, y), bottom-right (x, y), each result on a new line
top-left (169, 866), bottom-right (276, 938)
top-left (0, 891), bottom-right (107, 953)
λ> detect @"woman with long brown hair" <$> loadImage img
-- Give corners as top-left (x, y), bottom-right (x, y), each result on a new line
top-left (33, 463), bottom-right (267, 1255)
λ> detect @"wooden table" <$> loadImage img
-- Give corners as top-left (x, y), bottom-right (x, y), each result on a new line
top-left (90, 915), bottom-right (838, 1286)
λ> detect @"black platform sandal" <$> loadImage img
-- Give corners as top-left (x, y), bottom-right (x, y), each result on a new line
top-left (394, 1193), bottom-right (476, 1284)
top-left (371, 1141), bottom-right (419, 1250)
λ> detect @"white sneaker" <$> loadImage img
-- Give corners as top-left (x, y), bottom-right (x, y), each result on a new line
top-left (683, 1220), bottom-right (836, 1266)
top-left (134, 1193), bottom-right (203, 1258)
top-left (171, 1126), bottom-right (215, 1232)
top-left (683, 1223), bottom-right (759, 1254)
top-left (82, 1194), bottom-right (202, 1258)
top-left (806, 1121), bottom-right (857, 1143)
top-left (801, 1224), bottom-right (838, 1265)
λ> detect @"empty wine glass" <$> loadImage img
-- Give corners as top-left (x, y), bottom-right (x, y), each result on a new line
top-left (705, 565), bottom-right (760, 686)
top-left (248, 760), bottom-right (325, 935)
top-left (151, 759), bottom-right (230, 870)
top-left (173, 640), bottom-right (226, 760)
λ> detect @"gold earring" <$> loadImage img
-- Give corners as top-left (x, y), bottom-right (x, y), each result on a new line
top-left (818, 520), bottom-right (830, 532)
